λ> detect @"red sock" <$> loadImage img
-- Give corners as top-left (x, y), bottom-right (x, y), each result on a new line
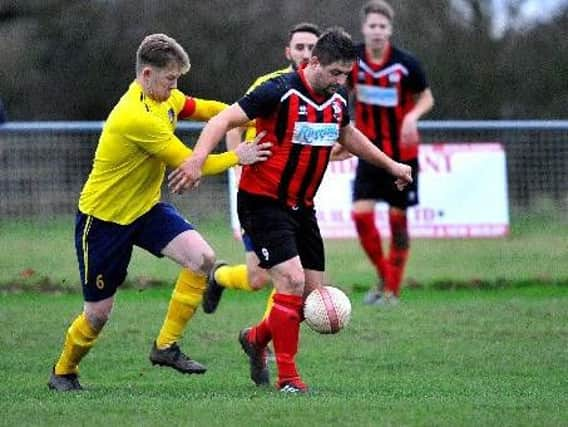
top-left (385, 210), bottom-right (409, 296)
top-left (269, 292), bottom-right (303, 383)
top-left (352, 211), bottom-right (388, 281)
top-left (249, 317), bottom-right (271, 348)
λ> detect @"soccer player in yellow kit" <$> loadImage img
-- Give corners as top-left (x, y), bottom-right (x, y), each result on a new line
top-left (201, 23), bottom-right (321, 317)
top-left (47, 33), bottom-right (270, 391)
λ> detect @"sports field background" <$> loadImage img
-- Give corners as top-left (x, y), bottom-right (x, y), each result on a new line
top-left (1, 1), bottom-right (567, 423)
top-left (1, 208), bottom-right (567, 426)
top-left (1, 206), bottom-right (566, 290)
top-left (1, 124), bottom-right (567, 426)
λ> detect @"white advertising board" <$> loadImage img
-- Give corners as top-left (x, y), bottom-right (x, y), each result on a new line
top-left (229, 143), bottom-right (509, 239)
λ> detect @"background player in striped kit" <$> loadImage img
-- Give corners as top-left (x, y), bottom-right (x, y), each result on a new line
top-left (350, 0), bottom-right (434, 305)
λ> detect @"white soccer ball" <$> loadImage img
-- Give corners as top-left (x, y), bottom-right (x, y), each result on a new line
top-left (303, 286), bottom-right (352, 334)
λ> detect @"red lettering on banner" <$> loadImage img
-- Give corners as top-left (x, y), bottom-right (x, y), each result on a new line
top-left (419, 152), bottom-right (452, 174)
top-left (237, 143), bottom-right (509, 240)
top-left (413, 207), bottom-right (437, 223)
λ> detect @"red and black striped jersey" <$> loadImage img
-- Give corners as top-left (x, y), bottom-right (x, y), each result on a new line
top-left (238, 67), bottom-right (350, 208)
top-left (350, 43), bottom-right (428, 161)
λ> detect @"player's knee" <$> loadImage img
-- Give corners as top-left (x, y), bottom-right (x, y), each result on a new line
top-left (84, 297), bottom-right (114, 330)
top-left (198, 248), bottom-right (216, 276)
top-left (180, 247), bottom-right (216, 276)
top-left (276, 270), bottom-right (305, 294)
top-left (84, 308), bottom-right (110, 331)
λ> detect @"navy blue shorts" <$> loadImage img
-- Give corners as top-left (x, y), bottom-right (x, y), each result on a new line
top-left (75, 202), bottom-right (194, 302)
top-left (353, 158), bottom-right (419, 209)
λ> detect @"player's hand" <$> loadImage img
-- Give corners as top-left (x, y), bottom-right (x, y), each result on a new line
top-left (393, 162), bottom-right (413, 191)
top-left (400, 114), bottom-right (419, 147)
top-left (235, 131), bottom-right (272, 165)
top-left (168, 156), bottom-right (204, 194)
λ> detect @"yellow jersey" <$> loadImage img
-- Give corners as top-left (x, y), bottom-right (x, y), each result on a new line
top-left (79, 81), bottom-right (236, 225)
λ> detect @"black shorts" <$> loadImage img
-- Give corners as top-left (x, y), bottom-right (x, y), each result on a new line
top-left (352, 158), bottom-right (419, 209)
top-left (237, 191), bottom-right (325, 271)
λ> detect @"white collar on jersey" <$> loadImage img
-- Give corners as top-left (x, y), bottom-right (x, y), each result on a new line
top-left (357, 61), bottom-right (409, 79)
top-left (280, 89), bottom-right (347, 111)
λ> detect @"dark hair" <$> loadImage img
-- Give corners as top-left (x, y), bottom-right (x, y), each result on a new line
top-left (360, 0), bottom-right (395, 23)
top-left (288, 22), bottom-right (321, 43)
top-left (311, 27), bottom-right (356, 66)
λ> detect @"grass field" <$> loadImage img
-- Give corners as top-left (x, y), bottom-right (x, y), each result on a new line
top-left (1, 285), bottom-right (567, 426)
top-left (0, 212), bottom-right (567, 426)
top-left (1, 210), bottom-right (567, 290)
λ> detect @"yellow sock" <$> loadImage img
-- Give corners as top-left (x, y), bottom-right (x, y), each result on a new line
top-left (215, 264), bottom-right (254, 291)
top-left (156, 268), bottom-right (206, 349)
top-left (262, 288), bottom-right (276, 320)
top-left (54, 313), bottom-right (99, 375)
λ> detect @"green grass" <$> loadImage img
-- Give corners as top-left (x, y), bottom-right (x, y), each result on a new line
top-left (1, 212), bottom-right (567, 425)
top-left (1, 211), bottom-right (567, 290)
top-left (1, 285), bottom-right (567, 426)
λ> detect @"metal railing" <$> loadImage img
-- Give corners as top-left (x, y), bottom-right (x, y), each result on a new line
top-left (1, 121), bottom-right (567, 218)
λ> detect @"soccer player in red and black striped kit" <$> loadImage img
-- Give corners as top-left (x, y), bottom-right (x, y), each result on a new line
top-left (169, 28), bottom-right (412, 393)
top-left (350, 0), bottom-right (434, 305)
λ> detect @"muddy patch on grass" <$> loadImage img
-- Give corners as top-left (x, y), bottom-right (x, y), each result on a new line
top-left (1, 273), bottom-right (168, 295)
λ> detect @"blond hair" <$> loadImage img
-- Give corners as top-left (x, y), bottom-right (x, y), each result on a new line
top-left (135, 33), bottom-right (190, 75)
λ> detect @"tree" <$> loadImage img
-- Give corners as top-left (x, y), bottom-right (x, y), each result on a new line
top-left (0, 0), bottom-right (566, 120)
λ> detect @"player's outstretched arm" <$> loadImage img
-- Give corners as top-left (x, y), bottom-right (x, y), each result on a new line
top-left (225, 127), bottom-right (245, 151)
top-left (168, 104), bottom-right (267, 194)
top-left (164, 137), bottom-right (271, 194)
top-left (167, 104), bottom-right (251, 192)
top-left (190, 98), bottom-right (229, 121)
top-left (231, 131), bottom-right (271, 165)
top-left (193, 103), bottom-right (252, 160)
top-left (225, 127), bottom-right (246, 184)
top-left (153, 133), bottom-right (270, 185)
top-left (221, 124), bottom-right (261, 185)
top-left (201, 130), bottom-right (270, 175)
top-left (197, 134), bottom-right (271, 176)
top-left (339, 124), bottom-right (412, 190)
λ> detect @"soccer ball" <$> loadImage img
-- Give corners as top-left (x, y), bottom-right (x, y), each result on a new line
top-left (303, 286), bottom-right (352, 334)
